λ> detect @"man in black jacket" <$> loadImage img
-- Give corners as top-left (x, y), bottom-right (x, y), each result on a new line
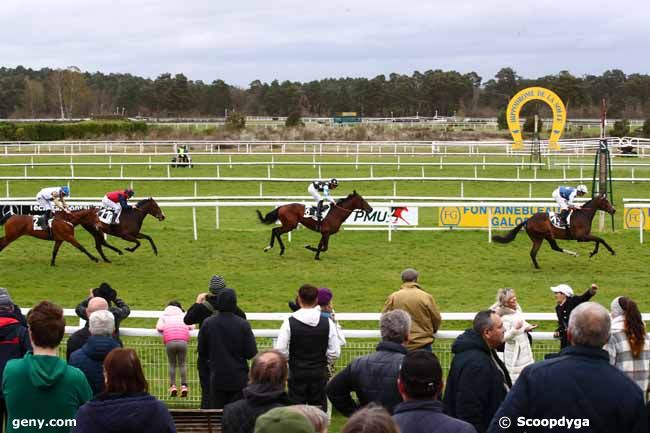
top-left (0, 288), bottom-right (31, 428)
top-left (443, 310), bottom-right (511, 433)
top-left (551, 283), bottom-right (597, 349)
top-left (185, 275), bottom-right (248, 408)
top-left (75, 282), bottom-right (131, 338)
top-left (223, 350), bottom-right (291, 433)
top-left (326, 309), bottom-right (410, 416)
top-left (198, 288), bottom-right (257, 409)
top-left (393, 350), bottom-right (476, 433)
top-left (488, 302), bottom-right (647, 433)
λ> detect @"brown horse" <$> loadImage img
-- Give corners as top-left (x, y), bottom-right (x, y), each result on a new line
top-left (492, 194), bottom-right (616, 268)
top-left (0, 209), bottom-right (101, 266)
top-left (256, 191), bottom-right (373, 260)
top-left (82, 198), bottom-right (166, 262)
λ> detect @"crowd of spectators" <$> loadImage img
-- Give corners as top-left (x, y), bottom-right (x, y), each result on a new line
top-left (0, 270), bottom-right (649, 433)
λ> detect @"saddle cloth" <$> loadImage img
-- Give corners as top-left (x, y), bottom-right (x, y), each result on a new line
top-left (32, 215), bottom-right (52, 231)
top-left (549, 211), bottom-right (572, 229)
top-left (303, 205), bottom-right (331, 220)
top-left (98, 207), bottom-right (116, 224)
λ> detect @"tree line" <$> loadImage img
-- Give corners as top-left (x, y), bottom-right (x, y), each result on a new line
top-left (1, 66), bottom-right (649, 119)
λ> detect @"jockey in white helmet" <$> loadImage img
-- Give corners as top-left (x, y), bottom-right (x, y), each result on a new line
top-left (551, 184), bottom-right (588, 228)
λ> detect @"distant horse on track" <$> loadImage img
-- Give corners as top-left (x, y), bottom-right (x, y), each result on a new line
top-left (492, 193), bottom-right (616, 268)
top-left (0, 208), bottom-right (101, 266)
top-left (82, 197), bottom-right (166, 262)
top-left (256, 191), bottom-right (373, 260)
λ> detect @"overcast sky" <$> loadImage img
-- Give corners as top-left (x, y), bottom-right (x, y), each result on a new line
top-left (2, 0), bottom-right (648, 87)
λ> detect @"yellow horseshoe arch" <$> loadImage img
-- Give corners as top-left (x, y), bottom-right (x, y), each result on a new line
top-left (506, 87), bottom-right (567, 150)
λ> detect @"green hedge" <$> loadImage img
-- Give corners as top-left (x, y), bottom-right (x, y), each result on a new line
top-left (0, 121), bottom-right (148, 141)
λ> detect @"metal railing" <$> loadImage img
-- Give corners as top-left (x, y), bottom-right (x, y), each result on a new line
top-left (58, 336), bottom-right (561, 407)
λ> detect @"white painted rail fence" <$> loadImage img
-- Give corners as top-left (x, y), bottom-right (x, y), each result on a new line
top-left (28, 309), bottom-right (649, 341)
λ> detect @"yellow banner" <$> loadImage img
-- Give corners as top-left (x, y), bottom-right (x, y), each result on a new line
top-left (439, 206), bottom-right (558, 228)
top-left (624, 208), bottom-right (650, 229)
top-left (506, 87), bottom-right (567, 151)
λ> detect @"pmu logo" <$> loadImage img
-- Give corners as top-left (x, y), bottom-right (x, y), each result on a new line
top-left (390, 207), bottom-right (411, 225)
top-left (440, 207), bottom-right (461, 226)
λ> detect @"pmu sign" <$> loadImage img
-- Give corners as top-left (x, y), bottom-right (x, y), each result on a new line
top-left (345, 207), bottom-right (418, 226)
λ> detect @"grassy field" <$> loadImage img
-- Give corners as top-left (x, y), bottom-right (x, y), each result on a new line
top-left (1, 151), bottom-right (649, 314)
top-left (1, 149), bottom-right (649, 428)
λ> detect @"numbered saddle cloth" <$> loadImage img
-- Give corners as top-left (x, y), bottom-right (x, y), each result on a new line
top-left (98, 207), bottom-right (116, 224)
top-left (549, 211), bottom-right (572, 229)
top-left (32, 215), bottom-right (52, 231)
top-left (304, 205), bottom-right (330, 220)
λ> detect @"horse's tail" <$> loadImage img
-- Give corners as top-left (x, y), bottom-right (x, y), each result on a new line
top-left (257, 208), bottom-right (279, 224)
top-left (492, 220), bottom-right (527, 244)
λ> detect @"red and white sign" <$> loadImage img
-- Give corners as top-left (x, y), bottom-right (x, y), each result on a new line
top-left (344, 206), bottom-right (418, 226)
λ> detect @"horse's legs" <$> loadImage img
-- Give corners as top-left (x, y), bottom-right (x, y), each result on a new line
top-left (530, 238), bottom-right (543, 269)
top-left (0, 228), bottom-right (22, 252)
top-left (64, 236), bottom-right (100, 263)
top-left (274, 228), bottom-right (288, 256)
top-left (136, 233), bottom-right (158, 255)
top-left (314, 233), bottom-right (330, 260)
top-left (122, 234), bottom-right (142, 252)
top-left (50, 240), bottom-right (63, 266)
top-left (264, 228), bottom-right (276, 252)
top-left (545, 237), bottom-right (578, 257)
top-left (577, 235), bottom-right (616, 257)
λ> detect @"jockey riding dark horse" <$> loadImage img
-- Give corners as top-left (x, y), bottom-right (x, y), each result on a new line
top-left (492, 194), bottom-right (616, 269)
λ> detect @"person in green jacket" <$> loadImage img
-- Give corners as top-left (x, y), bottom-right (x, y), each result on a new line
top-left (2, 301), bottom-right (92, 433)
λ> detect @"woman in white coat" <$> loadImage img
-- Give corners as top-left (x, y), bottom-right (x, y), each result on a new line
top-left (490, 288), bottom-right (537, 383)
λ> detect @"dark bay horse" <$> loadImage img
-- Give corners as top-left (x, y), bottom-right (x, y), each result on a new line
top-left (256, 191), bottom-right (373, 260)
top-left (492, 194), bottom-right (616, 268)
top-left (82, 198), bottom-right (166, 262)
top-left (0, 209), bottom-right (101, 266)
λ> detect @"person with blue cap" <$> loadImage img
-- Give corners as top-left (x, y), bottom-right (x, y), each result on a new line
top-left (35, 185), bottom-right (70, 229)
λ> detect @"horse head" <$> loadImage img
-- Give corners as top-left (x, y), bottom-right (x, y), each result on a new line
top-left (595, 194), bottom-right (616, 215)
top-left (137, 198), bottom-right (165, 221)
top-left (69, 208), bottom-right (101, 230)
top-left (341, 190), bottom-right (373, 214)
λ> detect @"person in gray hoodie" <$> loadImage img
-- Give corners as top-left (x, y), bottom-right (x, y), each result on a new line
top-left (274, 284), bottom-right (341, 409)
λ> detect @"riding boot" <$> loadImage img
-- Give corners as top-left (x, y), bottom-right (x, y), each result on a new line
top-left (42, 210), bottom-right (52, 239)
top-left (41, 210), bottom-right (51, 230)
top-left (560, 209), bottom-right (569, 228)
top-left (316, 201), bottom-right (323, 231)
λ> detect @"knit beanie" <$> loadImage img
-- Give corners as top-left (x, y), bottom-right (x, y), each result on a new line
top-left (0, 288), bottom-right (13, 306)
top-left (208, 275), bottom-right (226, 295)
top-left (254, 407), bottom-right (312, 433)
top-left (317, 288), bottom-right (333, 306)
top-left (610, 296), bottom-right (624, 318)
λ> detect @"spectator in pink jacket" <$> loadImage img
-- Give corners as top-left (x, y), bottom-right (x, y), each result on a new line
top-left (156, 301), bottom-right (194, 398)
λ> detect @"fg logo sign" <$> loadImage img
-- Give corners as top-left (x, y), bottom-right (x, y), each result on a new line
top-left (439, 207), bottom-right (461, 226)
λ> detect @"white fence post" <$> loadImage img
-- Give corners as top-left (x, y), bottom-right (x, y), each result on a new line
top-left (192, 207), bottom-right (198, 240)
top-left (488, 207), bottom-right (492, 243)
top-left (641, 209), bottom-right (644, 244)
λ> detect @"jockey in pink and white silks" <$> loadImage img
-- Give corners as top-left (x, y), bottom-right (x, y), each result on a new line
top-left (307, 178), bottom-right (338, 223)
top-left (552, 184), bottom-right (588, 228)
